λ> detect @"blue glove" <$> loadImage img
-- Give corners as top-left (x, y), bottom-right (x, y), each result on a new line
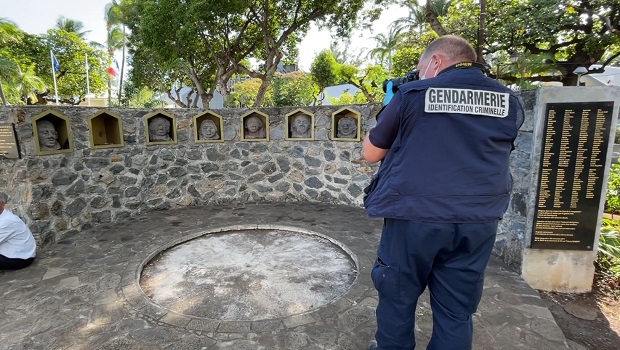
top-left (383, 81), bottom-right (394, 105)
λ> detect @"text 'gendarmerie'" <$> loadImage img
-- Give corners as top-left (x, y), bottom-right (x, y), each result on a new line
top-left (424, 88), bottom-right (510, 118)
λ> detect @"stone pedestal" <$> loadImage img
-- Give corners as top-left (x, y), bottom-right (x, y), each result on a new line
top-left (521, 86), bottom-right (620, 292)
top-left (521, 248), bottom-right (596, 292)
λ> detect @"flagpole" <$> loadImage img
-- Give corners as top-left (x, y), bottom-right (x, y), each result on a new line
top-left (85, 53), bottom-right (91, 106)
top-left (50, 50), bottom-right (59, 105)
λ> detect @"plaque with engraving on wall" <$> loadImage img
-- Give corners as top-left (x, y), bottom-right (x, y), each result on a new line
top-left (0, 123), bottom-right (20, 159)
top-left (531, 101), bottom-right (614, 250)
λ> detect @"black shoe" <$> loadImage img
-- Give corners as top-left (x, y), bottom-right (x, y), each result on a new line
top-left (366, 339), bottom-right (377, 350)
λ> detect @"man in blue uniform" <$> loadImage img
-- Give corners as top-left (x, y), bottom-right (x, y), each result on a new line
top-left (363, 35), bottom-right (524, 350)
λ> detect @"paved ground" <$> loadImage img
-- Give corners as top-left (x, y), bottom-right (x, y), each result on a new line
top-left (0, 203), bottom-right (583, 349)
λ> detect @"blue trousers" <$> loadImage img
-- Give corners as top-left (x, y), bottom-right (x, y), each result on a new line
top-left (371, 219), bottom-right (498, 350)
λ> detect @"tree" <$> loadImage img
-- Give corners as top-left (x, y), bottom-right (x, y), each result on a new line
top-left (310, 49), bottom-right (388, 104)
top-left (0, 18), bottom-right (23, 105)
top-left (272, 71), bottom-right (317, 107)
top-left (393, 0), bottom-right (427, 34)
top-left (55, 16), bottom-right (91, 39)
top-left (310, 50), bottom-right (340, 103)
top-left (436, 0), bottom-right (620, 86)
top-left (391, 31), bottom-right (437, 77)
top-left (105, 1), bottom-right (126, 105)
top-left (105, 1), bottom-right (128, 104)
top-left (368, 26), bottom-right (406, 71)
top-left (120, 0), bottom-right (261, 108)
top-left (339, 63), bottom-right (388, 103)
top-left (227, 78), bottom-right (272, 107)
top-left (6, 29), bottom-right (108, 105)
top-left (242, 0), bottom-right (368, 106)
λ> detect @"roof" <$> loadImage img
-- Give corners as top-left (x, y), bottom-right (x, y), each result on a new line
top-left (320, 84), bottom-right (361, 105)
top-left (586, 65), bottom-right (620, 86)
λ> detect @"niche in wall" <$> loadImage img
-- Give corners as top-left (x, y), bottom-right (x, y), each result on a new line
top-left (88, 111), bottom-right (124, 149)
top-left (144, 111), bottom-right (177, 145)
top-left (193, 111), bottom-right (224, 143)
top-left (32, 110), bottom-right (74, 156)
top-left (240, 110), bottom-right (269, 142)
top-left (331, 108), bottom-right (361, 141)
top-left (285, 109), bottom-right (315, 141)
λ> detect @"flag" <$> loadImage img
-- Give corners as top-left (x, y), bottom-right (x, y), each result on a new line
top-left (51, 52), bottom-right (60, 73)
top-left (107, 59), bottom-right (119, 77)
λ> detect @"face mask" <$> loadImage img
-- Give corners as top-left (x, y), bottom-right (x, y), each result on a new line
top-left (420, 59), bottom-right (441, 80)
top-left (420, 60), bottom-right (432, 80)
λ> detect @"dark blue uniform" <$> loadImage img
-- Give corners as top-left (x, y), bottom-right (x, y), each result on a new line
top-left (364, 67), bottom-right (524, 349)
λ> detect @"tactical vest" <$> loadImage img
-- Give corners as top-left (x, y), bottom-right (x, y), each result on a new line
top-left (364, 68), bottom-right (524, 222)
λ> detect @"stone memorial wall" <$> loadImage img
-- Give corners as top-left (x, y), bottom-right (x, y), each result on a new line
top-left (0, 95), bottom-right (535, 268)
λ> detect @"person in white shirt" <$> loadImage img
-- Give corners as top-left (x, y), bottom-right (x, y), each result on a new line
top-left (0, 197), bottom-right (36, 270)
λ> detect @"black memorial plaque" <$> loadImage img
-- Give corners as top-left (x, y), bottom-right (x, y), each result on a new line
top-left (0, 123), bottom-right (20, 159)
top-left (531, 101), bottom-right (614, 250)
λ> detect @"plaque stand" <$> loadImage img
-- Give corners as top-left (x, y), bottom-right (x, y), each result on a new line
top-left (521, 87), bottom-right (620, 293)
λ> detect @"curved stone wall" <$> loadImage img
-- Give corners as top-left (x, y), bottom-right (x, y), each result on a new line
top-left (0, 95), bottom-right (535, 268)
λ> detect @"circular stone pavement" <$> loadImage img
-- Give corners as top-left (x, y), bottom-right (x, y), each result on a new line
top-left (140, 228), bottom-right (358, 321)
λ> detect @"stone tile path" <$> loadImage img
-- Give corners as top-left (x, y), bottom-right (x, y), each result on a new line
top-left (0, 203), bottom-right (579, 349)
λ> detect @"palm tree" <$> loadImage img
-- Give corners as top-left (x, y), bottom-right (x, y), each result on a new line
top-left (393, 0), bottom-right (452, 35)
top-left (0, 18), bottom-right (23, 105)
top-left (14, 65), bottom-right (46, 104)
top-left (0, 58), bottom-right (19, 105)
top-left (393, 2), bottom-right (427, 34)
top-left (368, 26), bottom-right (406, 72)
top-left (105, 1), bottom-right (126, 105)
top-left (0, 18), bottom-right (22, 44)
top-left (55, 16), bottom-right (91, 39)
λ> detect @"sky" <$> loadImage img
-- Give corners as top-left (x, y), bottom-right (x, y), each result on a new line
top-left (2, 0), bottom-right (402, 71)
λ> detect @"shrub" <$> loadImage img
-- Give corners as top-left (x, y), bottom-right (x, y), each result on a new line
top-left (605, 163), bottom-right (620, 213)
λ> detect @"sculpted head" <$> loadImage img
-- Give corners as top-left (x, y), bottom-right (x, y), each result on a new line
top-left (199, 119), bottom-right (219, 140)
top-left (37, 120), bottom-right (61, 151)
top-left (337, 116), bottom-right (358, 138)
top-left (149, 116), bottom-right (172, 142)
top-left (290, 114), bottom-right (311, 138)
top-left (244, 116), bottom-right (266, 138)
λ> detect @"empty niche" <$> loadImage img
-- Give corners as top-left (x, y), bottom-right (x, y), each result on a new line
top-left (240, 110), bottom-right (269, 142)
top-left (331, 108), bottom-right (361, 141)
top-left (285, 109), bottom-right (314, 141)
top-left (193, 111), bottom-right (224, 143)
top-left (88, 111), bottom-right (124, 149)
top-left (144, 111), bottom-right (177, 145)
top-left (32, 110), bottom-right (74, 155)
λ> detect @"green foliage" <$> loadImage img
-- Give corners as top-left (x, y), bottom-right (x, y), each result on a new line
top-left (311, 50), bottom-right (340, 91)
top-left (600, 221), bottom-right (620, 261)
top-left (368, 26), bottom-right (406, 71)
top-left (598, 218), bottom-right (620, 297)
top-left (120, 0), bottom-right (369, 107)
top-left (116, 80), bottom-right (164, 108)
top-left (390, 31), bottom-right (436, 77)
top-left (328, 90), bottom-right (367, 105)
top-left (227, 78), bottom-right (273, 107)
top-left (43, 30), bottom-right (108, 102)
top-left (439, 0), bottom-right (620, 85)
top-left (310, 49), bottom-right (388, 104)
top-left (272, 72), bottom-right (317, 107)
top-left (606, 163), bottom-right (620, 214)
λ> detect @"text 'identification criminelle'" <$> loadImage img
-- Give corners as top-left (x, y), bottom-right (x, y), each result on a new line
top-left (424, 88), bottom-right (510, 118)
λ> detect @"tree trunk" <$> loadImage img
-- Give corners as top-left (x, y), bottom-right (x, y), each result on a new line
top-left (118, 25), bottom-right (126, 104)
top-left (107, 77), bottom-right (112, 106)
top-left (168, 90), bottom-right (188, 108)
top-left (426, 0), bottom-right (448, 36)
top-left (254, 49), bottom-right (282, 107)
top-left (477, 0), bottom-right (486, 63)
top-left (0, 78), bottom-right (7, 106)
